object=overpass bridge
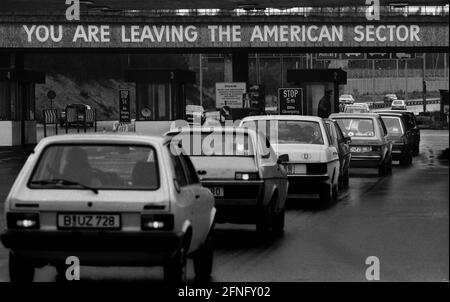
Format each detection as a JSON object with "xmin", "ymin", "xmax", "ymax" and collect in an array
[{"xmin": 0, "ymin": 0, "xmax": 449, "ymax": 145}]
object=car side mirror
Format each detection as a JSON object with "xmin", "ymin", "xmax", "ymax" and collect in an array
[
  {"xmin": 277, "ymin": 154, "xmax": 289, "ymax": 164},
  {"xmin": 173, "ymin": 179, "xmax": 181, "ymax": 193}
]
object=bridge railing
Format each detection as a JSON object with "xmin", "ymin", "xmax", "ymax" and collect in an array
[{"xmin": 2, "ymin": 5, "xmax": 448, "ymax": 18}]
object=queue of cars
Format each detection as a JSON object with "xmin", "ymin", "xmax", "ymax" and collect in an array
[{"xmin": 1, "ymin": 103, "xmax": 420, "ymax": 282}]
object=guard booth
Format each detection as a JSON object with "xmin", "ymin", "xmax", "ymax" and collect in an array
[
  {"xmin": 287, "ymin": 69, "xmax": 347, "ymax": 117},
  {"xmin": 125, "ymin": 69, "xmax": 196, "ymax": 134},
  {"xmin": 0, "ymin": 55, "xmax": 45, "ymax": 146}
]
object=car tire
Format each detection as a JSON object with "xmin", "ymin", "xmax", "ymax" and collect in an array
[
  {"xmin": 400, "ymin": 153, "xmax": 413, "ymax": 166},
  {"xmin": 256, "ymin": 205, "xmax": 272, "ymax": 235},
  {"xmin": 193, "ymin": 228, "xmax": 214, "ymax": 282},
  {"xmin": 319, "ymin": 183, "xmax": 333, "ymax": 204},
  {"xmin": 271, "ymin": 207, "xmax": 285, "ymax": 236},
  {"xmin": 378, "ymin": 161, "xmax": 387, "ymax": 176},
  {"xmin": 164, "ymin": 242, "xmax": 188, "ymax": 283},
  {"xmin": 9, "ymin": 251, "xmax": 34, "ymax": 282},
  {"xmin": 413, "ymin": 145, "xmax": 420, "ymax": 156},
  {"xmin": 343, "ymin": 169, "xmax": 350, "ymax": 188}
]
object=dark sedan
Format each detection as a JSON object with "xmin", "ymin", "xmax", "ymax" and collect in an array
[
  {"xmin": 374, "ymin": 110, "xmax": 420, "ymax": 156},
  {"xmin": 377, "ymin": 112, "xmax": 415, "ymax": 165},
  {"xmin": 329, "ymin": 113, "xmax": 393, "ymax": 176}
]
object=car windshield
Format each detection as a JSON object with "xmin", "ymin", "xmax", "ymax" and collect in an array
[
  {"xmin": 241, "ymin": 120, "xmax": 324, "ymax": 145},
  {"xmin": 381, "ymin": 116, "xmax": 404, "ymax": 134},
  {"xmin": 334, "ymin": 118, "xmax": 376, "ymax": 137},
  {"xmin": 29, "ymin": 144, "xmax": 159, "ymax": 190},
  {"xmin": 173, "ymin": 132, "xmax": 254, "ymax": 156},
  {"xmin": 344, "ymin": 106, "xmax": 368, "ymax": 113}
]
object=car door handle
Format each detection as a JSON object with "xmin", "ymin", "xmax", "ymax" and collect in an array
[{"xmin": 195, "ymin": 195, "xmax": 200, "ymax": 199}]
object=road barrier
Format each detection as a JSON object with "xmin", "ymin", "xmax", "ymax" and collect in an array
[{"xmin": 43, "ymin": 109, "xmax": 58, "ymax": 137}]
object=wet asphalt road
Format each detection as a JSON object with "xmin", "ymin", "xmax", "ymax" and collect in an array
[{"xmin": 0, "ymin": 130, "xmax": 448, "ymax": 282}]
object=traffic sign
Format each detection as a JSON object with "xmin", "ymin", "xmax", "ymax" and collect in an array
[
  {"xmin": 393, "ymin": 52, "xmax": 416, "ymax": 59},
  {"xmin": 316, "ymin": 53, "xmax": 340, "ymax": 60},
  {"xmin": 278, "ymin": 88, "xmax": 303, "ymax": 115},
  {"xmin": 119, "ymin": 89, "xmax": 131, "ymax": 123},
  {"xmin": 367, "ymin": 53, "xmax": 390, "ymax": 59},
  {"xmin": 342, "ymin": 53, "xmax": 366, "ymax": 60}
]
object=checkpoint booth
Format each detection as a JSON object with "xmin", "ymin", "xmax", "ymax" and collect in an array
[
  {"xmin": 287, "ymin": 69, "xmax": 347, "ymax": 117},
  {"xmin": 0, "ymin": 65, "xmax": 45, "ymax": 146},
  {"xmin": 125, "ymin": 69, "xmax": 196, "ymax": 134}
]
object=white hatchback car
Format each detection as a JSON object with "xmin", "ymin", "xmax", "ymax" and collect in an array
[
  {"xmin": 240, "ymin": 115, "xmax": 341, "ymax": 203},
  {"xmin": 1, "ymin": 134, "xmax": 216, "ymax": 282}
]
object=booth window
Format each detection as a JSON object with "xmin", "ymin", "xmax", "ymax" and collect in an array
[
  {"xmin": 136, "ymin": 83, "xmax": 172, "ymax": 121},
  {"xmin": 0, "ymin": 82, "xmax": 12, "ymax": 120}
]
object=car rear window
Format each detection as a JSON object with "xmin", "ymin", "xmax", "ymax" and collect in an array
[
  {"xmin": 29, "ymin": 144, "xmax": 159, "ymax": 190},
  {"xmin": 173, "ymin": 132, "xmax": 255, "ymax": 156},
  {"xmin": 392, "ymin": 100, "xmax": 403, "ymax": 105},
  {"xmin": 241, "ymin": 120, "xmax": 324, "ymax": 145},
  {"xmin": 381, "ymin": 116, "xmax": 404, "ymax": 134},
  {"xmin": 334, "ymin": 118, "xmax": 376, "ymax": 137}
]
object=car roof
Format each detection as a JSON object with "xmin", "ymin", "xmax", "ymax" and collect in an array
[
  {"xmin": 330, "ymin": 113, "xmax": 380, "ymax": 119},
  {"xmin": 377, "ymin": 112, "xmax": 404, "ymax": 118},
  {"xmin": 241, "ymin": 115, "xmax": 323, "ymax": 123},
  {"xmin": 374, "ymin": 109, "xmax": 414, "ymax": 115},
  {"xmin": 166, "ymin": 126, "xmax": 258, "ymax": 136},
  {"xmin": 36, "ymin": 133, "xmax": 170, "ymax": 149}
]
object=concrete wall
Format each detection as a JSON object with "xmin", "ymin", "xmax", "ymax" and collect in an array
[{"xmin": 344, "ymin": 77, "xmax": 449, "ymax": 94}]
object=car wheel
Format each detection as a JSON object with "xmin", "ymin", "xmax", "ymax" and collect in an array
[
  {"xmin": 387, "ymin": 157, "xmax": 393, "ymax": 174},
  {"xmin": 164, "ymin": 245, "xmax": 187, "ymax": 283},
  {"xmin": 271, "ymin": 207, "xmax": 285, "ymax": 236},
  {"xmin": 400, "ymin": 153, "xmax": 413, "ymax": 166},
  {"xmin": 193, "ymin": 228, "xmax": 214, "ymax": 282},
  {"xmin": 9, "ymin": 251, "xmax": 34, "ymax": 282},
  {"xmin": 413, "ymin": 145, "xmax": 420, "ymax": 156},
  {"xmin": 319, "ymin": 183, "xmax": 333, "ymax": 203},
  {"xmin": 256, "ymin": 205, "xmax": 272, "ymax": 235},
  {"xmin": 343, "ymin": 169, "xmax": 350, "ymax": 188},
  {"xmin": 378, "ymin": 161, "xmax": 387, "ymax": 176}
]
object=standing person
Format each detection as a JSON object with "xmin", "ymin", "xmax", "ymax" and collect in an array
[{"xmin": 318, "ymin": 89, "xmax": 333, "ymax": 118}]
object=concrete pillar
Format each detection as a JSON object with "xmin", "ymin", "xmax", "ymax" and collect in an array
[{"xmin": 231, "ymin": 52, "xmax": 249, "ymax": 83}]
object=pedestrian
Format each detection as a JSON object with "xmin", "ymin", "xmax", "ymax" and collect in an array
[{"xmin": 318, "ymin": 89, "xmax": 333, "ymax": 118}]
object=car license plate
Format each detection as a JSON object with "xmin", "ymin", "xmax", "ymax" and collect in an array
[
  {"xmin": 284, "ymin": 164, "xmax": 306, "ymax": 174},
  {"xmin": 58, "ymin": 214, "xmax": 121, "ymax": 229},
  {"xmin": 209, "ymin": 187, "xmax": 224, "ymax": 197},
  {"xmin": 351, "ymin": 146, "xmax": 370, "ymax": 153}
]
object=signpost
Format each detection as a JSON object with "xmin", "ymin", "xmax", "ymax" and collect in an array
[
  {"xmin": 47, "ymin": 90, "xmax": 56, "ymax": 109},
  {"xmin": 215, "ymin": 82, "xmax": 246, "ymax": 109},
  {"xmin": 278, "ymin": 88, "xmax": 303, "ymax": 115},
  {"xmin": 119, "ymin": 89, "xmax": 131, "ymax": 123}
]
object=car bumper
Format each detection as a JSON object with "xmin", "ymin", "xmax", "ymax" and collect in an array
[
  {"xmin": 201, "ymin": 180, "xmax": 264, "ymax": 224},
  {"xmin": 349, "ymin": 153, "xmax": 383, "ymax": 168},
  {"xmin": 0, "ymin": 230, "xmax": 184, "ymax": 266},
  {"xmin": 287, "ymin": 174, "xmax": 330, "ymax": 196},
  {"xmin": 392, "ymin": 144, "xmax": 408, "ymax": 160}
]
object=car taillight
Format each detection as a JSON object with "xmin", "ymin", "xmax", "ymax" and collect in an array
[
  {"xmin": 307, "ymin": 163, "xmax": 327, "ymax": 174},
  {"xmin": 141, "ymin": 214, "xmax": 174, "ymax": 231},
  {"xmin": 7, "ymin": 213, "xmax": 39, "ymax": 229},
  {"xmin": 235, "ymin": 172, "xmax": 259, "ymax": 180}
]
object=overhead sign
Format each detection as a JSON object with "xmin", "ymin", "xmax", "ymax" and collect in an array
[
  {"xmin": 278, "ymin": 88, "xmax": 303, "ymax": 115},
  {"xmin": 0, "ymin": 23, "xmax": 447, "ymax": 48},
  {"xmin": 215, "ymin": 82, "xmax": 246, "ymax": 109},
  {"xmin": 393, "ymin": 52, "xmax": 416, "ymax": 59},
  {"xmin": 316, "ymin": 53, "xmax": 340, "ymax": 60},
  {"xmin": 367, "ymin": 52, "xmax": 390, "ymax": 59},
  {"xmin": 342, "ymin": 53, "xmax": 366, "ymax": 60},
  {"xmin": 119, "ymin": 89, "xmax": 131, "ymax": 123}
]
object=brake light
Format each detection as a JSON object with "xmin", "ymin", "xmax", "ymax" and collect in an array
[
  {"xmin": 141, "ymin": 214, "xmax": 174, "ymax": 231},
  {"xmin": 7, "ymin": 213, "xmax": 39, "ymax": 229},
  {"xmin": 235, "ymin": 172, "xmax": 259, "ymax": 180}
]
